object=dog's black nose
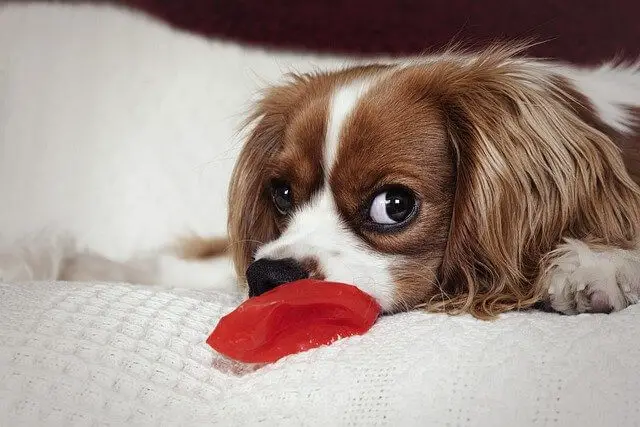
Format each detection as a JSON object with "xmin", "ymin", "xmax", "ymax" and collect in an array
[{"xmin": 246, "ymin": 258, "xmax": 308, "ymax": 297}]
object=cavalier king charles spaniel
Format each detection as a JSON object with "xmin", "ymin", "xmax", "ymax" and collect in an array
[{"xmin": 227, "ymin": 45, "xmax": 640, "ymax": 318}]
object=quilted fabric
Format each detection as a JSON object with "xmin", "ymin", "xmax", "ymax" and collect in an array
[{"xmin": 1, "ymin": 281, "xmax": 639, "ymax": 426}]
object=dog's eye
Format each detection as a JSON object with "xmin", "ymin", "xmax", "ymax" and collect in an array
[
  {"xmin": 368, "ymin": 187, "xmax": 416, "ymax": 226},
  {"xmin": 271, "ymin": 181, "xmax": 293, "ymax": 215}
]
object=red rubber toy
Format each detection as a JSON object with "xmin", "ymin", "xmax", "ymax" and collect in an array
[{"xmin": 207, "ymin": 279, "xmax": 381, "ymax": 363}]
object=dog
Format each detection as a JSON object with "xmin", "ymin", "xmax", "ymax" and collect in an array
[
  {"xmin": 227, "ymin": 44, "xmax": 640, "ymax": 318},
  {"xmin": 4, "ymin": 44, "xmax": 640, "ymax": 318}
]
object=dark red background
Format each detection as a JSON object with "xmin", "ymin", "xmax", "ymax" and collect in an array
[{"xmin": 114, "ymin": 0, "xmax": 637, "ymax": 64}]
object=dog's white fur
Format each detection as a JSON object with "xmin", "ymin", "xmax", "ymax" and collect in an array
[
  {"xmin": 0, "ymin": 233, "xmax": 235, "ymax": 290},
  {"xmin": 547, "ymin": 240, "xmax": 640, "ymax": 313}
]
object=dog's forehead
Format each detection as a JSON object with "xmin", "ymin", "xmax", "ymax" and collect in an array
[
  {"xmin": 275, "ymin": 71, "xmax": 381, "ymax": 193},
  {"xmin": 277, "ymin": 69, "xmax": 382, "ymax": 164},
  {"xmin": 276, "ymin": 67, "xmax": 450, "ymax": 207},
  {"xmin": 327, "ymin": 72, "xmax": 451, "ymax": 207}
]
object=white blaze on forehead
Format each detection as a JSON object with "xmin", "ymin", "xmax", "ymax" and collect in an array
[{"xmin": 324, "ymin": 78, "xmax": 377, "ymax": 173}]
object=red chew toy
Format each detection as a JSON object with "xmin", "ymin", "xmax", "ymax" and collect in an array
[{"xmin": 207, "ymin": 279, "xmax": 381, "ymax": 363}]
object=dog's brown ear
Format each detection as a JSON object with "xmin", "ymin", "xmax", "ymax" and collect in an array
[
  {"xmin": 227, "ymin": 115, "xmax": 280, "ymax": 283},
  {"xmin": 423, "ymin": 46, "xmax": 640, "ymax": 318}
]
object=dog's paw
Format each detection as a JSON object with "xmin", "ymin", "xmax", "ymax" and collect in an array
[{"xmin": 545, "ymin": 239, "xmax": 640, "ymax": 314}]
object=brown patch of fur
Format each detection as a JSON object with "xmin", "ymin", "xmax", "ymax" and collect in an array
[
  {"xmin": 300, "ymin": 257, "xmax": 326, "ymax": 280},
  {"xmin": 178, "ymin": 236, "xmax": 229, "ymax": 259},
  {"xmin": 391, "ymin": 258, "xmax": 442, "ymax": 312}
]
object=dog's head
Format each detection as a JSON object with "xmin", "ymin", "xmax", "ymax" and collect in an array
[{"xmin": 228, "ymin": 46, "xmax": 640, "ymax": 317}]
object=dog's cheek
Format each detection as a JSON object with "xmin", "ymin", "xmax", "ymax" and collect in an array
[{"xmin": 389, "ymin": 256, "xmax": 443, "ymax": 313}]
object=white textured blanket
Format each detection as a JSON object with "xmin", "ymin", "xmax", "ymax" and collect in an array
[{"xmin": 1, "ymin": 281, "xmax": 638, "ymax": 426}]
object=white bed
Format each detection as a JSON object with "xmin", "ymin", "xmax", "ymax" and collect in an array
[
  {"xmin": 1, "ymin": 3, "xmax": 639, "ymax": 426},
  {"xmin": 1, "ymin": 281, "xmax": 639, "ymax": 426}
]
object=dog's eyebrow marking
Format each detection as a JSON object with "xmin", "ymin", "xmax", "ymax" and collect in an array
[{"xmin": 324, "ymin": 78, "xmax": 377, "ymax": 176}]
